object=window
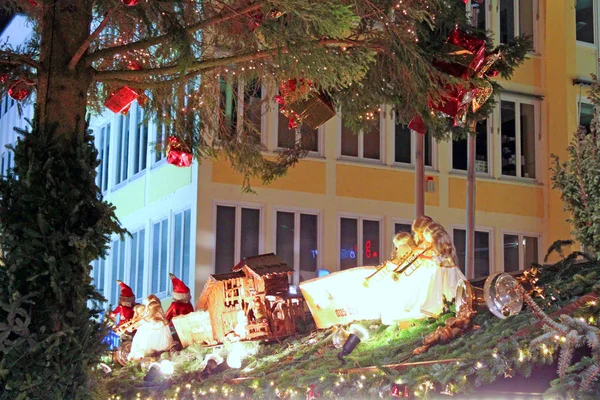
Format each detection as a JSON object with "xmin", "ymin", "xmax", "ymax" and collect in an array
[
  {"xmin": 504, "ymin": 233, "xmax": 539, "ymax": 272},
  {"xmin": 576, "ymin": 0, "xmax": 595, "ymax": 44},
  {"xmin": 172, "ymin": 209, "xmax": 192, "ymax": 287},
  {"xmin": 499, "ymin": 0, "xmax": 535, "ymax": 48},
  {"xmin": 579, "ymin": 102, "xmax": 594, "ymax": 134},
  {"xmin": 96, "ymin": 124, "xmax": 110, "ymax": 192},
  {"xmin": 92, "ymin": 258, "xmax": 106, "ymax": 295},
  {"xmin": 278, "ymin": 120, "xmax": 319, "ymax": 153},
  {"xmin": 339, "ymin": 216, "xmax": 381, "ymax": 270},
  {"xmin": 214, "ymin": 205, "xmax": 261, "ymax": 275},
  {"xmin": 132, "ymin": 107, "xmax": 148, "ymax": 175},
  {"xmin": 115, "ymin": 114, "xmax": 130, "ymax": 185},
  {"xmin": 151, "ymin": 219, "xmax": 169, "ymax": 295},
  {"xmin": 453, "ymin": 229, "xmax": 491, "ymax": 278},
  {"xmin": 500, "ymin": 98, "xmax": 538, "ymax": 179},
  {"xmin": 394, "ymin": 223, "xmax": 412, "ymax": 234},
  {"xmin": 155, "ymin": 123, "xmax": 166, "ymax": 163},
  {"xmin": 467, "ymin": 0, "xmax": 487, "ymax": 30},
  {"xmin": 275, "ymin": 210, "xmax": 319, "ymax": 284},
  {"xmin": 219, "ymin": 77, "xmax": 263, "ymax": 138},
  {"xmin": 393, "ymin": 122, "xmax": 434, "ymax": 167},
  {"xmin": 452, "ymin": 118, "xmax": 490, "ymax": 173},
  {"xmin": 110, "ymin": 239, "xmax": 126, "ymax": 305},
  {"xmin": 129, "ymin": 229, "xmax": 145, "ymax": 300},
  {"xmin": 341, "ymin": 112, "xmax": 382, "ymax": 161},
  {"xmin": 0, "ymin": 151, "xmax": 12, "ymax": 176}
]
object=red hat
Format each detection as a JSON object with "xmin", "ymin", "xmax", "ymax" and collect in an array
[
  {"xmin": 117, "ymin": 280, "xmax": 135, "ymax": 306},
  {"xmin": 170, "ymin": 273, "xmax": 191, "ymax": 302}
]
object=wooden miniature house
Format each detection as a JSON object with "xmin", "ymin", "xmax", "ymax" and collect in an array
[{"xmin": 197, "ymin": 253, "xmax": 305, "ymax": 343}]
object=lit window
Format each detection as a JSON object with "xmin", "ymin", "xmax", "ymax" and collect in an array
[
  {"xmin": 341, "ymin": 112, "xmax": 382, "ymax": 161},
  {"xmin": 276, "ymin": 210, "xmax": 319, "ymax": 284},
  {"xmin": 500, "ymin": 97, "xmax": 538, "ymax": 179},
  {"xmin": 110, "ymin": 239, "xmax": 126, "ymax": 306},
  {"xmin": 128, "ymin": 229, "xmax": 145, "ymax": 300},
  {"xmin": 452, "ymin": 118, "xmax": 490, "ymax": 174},
  {"xmin": 499, "ymin": 0, "xmax": 535, "ymax": 49},
  {"xmin": 576, "ymin": 0, "xmax": 595, "ymax": 44},
  {"xmin": 172, "ymin": 209, "xmax": 192, "ymax": 288},
  {"xmin": 453, "ymin": 229, "xmax": 491, "ymax": 278},
  {"xmin": 504, "ymin": 233, "xmax": 539, "ymax": 272},
  {"xmin": 339, "ymin": 216, "xmax": 381, "ymax": 270},
  {"xmin": 579, "ymin": 102, "xmax": 594, "ymax": 134},
  {"xmin": 215, "ymin": 205, "xmax": 261, "ymax": 275},
  {"xmin": 151, "ymin": 219, "xmax": 169, "ymax": 295}
]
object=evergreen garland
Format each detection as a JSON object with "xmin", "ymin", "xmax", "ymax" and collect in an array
[{"xmin": 0, "ymin": 121, "xmax": 125, "ymax": 399}]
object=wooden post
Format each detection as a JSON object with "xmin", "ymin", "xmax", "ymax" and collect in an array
[
  {"xmin": 466, "ymin": 123, "xmax": 477, "ymax": 279},
  {"xmin": 415, "ymin": 133, "xmax": 425, "ymax": 218}
]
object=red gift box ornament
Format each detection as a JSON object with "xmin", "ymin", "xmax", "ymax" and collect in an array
[
  {"xmin": 275, "ymin": 78, "xmax": 335, "ymax": 130},
  {"xmin": 166, "ymin": 136, "xmax": 193, "ymax": 168},
  {"xmin": 121, "ymin": 0, "xmax": 140, "ymax": 6},
  {"xmin": 104, "ymin": 86, "xmax": 139, "ymax": 114},
  {"xmin": 8, "ymin": 80, "xmax": 31, "ymax": 101}
]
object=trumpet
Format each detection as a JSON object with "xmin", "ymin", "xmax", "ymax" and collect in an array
[
  {"xmin": 112, "ymin": 304, "xmax": 147, "ymax": 336},
  {"xmin": 393, "ymin": 246, "xmax": 430, "ymax": 278},
  {"xmin": 363, "ymin": 246, "xmax": 429, "ymax": 287}
]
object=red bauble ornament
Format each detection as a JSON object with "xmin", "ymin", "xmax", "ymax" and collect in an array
[
  {"xmin": 390, "ymin": 384, "xmax": 402, "ymax": 397},
  {"xmin": 121, "ymin": 0, "xmax": 140, "ymax": 6},
  {"xmin": 166, "ymin": 136, "xmax": 193, "ymax": 168},
  {"xmin": 8, "ymin": 80, "xmax": 31, "ymax": 101},
  {"xmin": 104, "ymin": 86, "xmax": 139, "ymax": 114}
]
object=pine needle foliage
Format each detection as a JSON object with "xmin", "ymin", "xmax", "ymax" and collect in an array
[{"xmin": 0, "ymin": 121, "xmax": 126, "ymax": 399}]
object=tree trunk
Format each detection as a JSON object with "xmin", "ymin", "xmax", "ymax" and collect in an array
[
  {"xmin": 37, "ymin": 0, "xmax": 93, "ymax": 136},
  {"xmin": 466, "ymin": 126, "xmax": 476, "ymax": 279},
  {"xmin": 415, "ymin": 132, "xmax": 425, "ymax": 218}
]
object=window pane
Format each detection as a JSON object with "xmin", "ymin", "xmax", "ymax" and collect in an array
[
  {"xmin": 501, "ymin": 101, "xmax": 517, "ymax": 176},
  {"xmin": 580, "ymin": 103, "xmax": 594, "ymax": 133},
  {"xmin": 115, "ymin": 118, "xmax": 122, "ymax": 184},
  {"xmin": 425, "ymin": 132, "xmax": 433, "ymax": 166},
  {"xmin": 133, "ymin": 109, "xmax": 141, "ymax": 175},
  {"xmin": 519, "ymin": 0, "xmax": 534, "ymax": 40},
  {"xmin": 245, "ymin": 79, "xmax": 262, "ymax": 133},
  {"xmin": 182, "ymin": 209, "xmax": 191, "ymax": 282},
  {"xmin": 99, "ymin": 259, "xmax": 105, "ymax": 293},
  {"xmin": 474, "ymin": 231, "xmax": 490, "ymax": 278},
  {"xmin": 504, "ymin": 234, "xmax": 520, "ymax": 272},
  {"xmin": 470, "ymin": 0, "xmax": 486, "ymax": 30},
  {"xmin": 152, "ymin": 223, "xmax": 160, "ymax": 292},
  {"xmin": 475, "ymin": 119, "xmax": 489, "ymax": 173},
  {"xmin": 394, "ymin": 123, "xmax": 411, "ymax": 163},
  {"xmin": 122, "ymin": 113, "xmax": 130, "ymax": 181},
  {"xmin": 276, "ymin": 211, "xmax": 295, "ymax": 272},
  {"xmin": 523, "ymin": 236, "xmax": 538, "ymax": 269},
  {"xmin": 219, "ymin": 77, "xmax": 237, "ymax": 135},
  {"xmin": 454, "ymin": 229, "xmax": 467, "ymax": 275},
  {"xmin": 520, "ymin": 103, "xmax": 536, "ymax": 178},
  {"xmin": 129, "ymin": 232, "xmax": 138, "ymax": 292},
  {"xmin": 173, "ymin": 212, "xmax": 183, "ymax": 277},
  {"xmin": 104, "ymin": 123, "xmax": 110, "ymax": 190},
  {"xmin": 362, "ymin": 220, "xmax": 380, "ymax": 266},
  {"xmin": 277, "ymin": 112, "xmax": 296, "ymax": 148},
  {"xmin": 141, "ymin": 119, "xmax": 148, "ymax": 172},
  {"xmin": 340, "ymin": 218, "xmax": 358, "ymax": 270},
  {"xmin": 499, "ymin": 0, "xmax": 515, "ymax": 44},
  {"xmin": 240, "ymin": 208, "xmax": 260, "ymax": 259},
  {"xmin": 215, "ymin": 206, "xmax": 235, "ymax": 274},
  {"xmin": 452, "ymin": 135, "xmax": 467, "ymax": 171},
  {"xmin": 300, "ymin": 124, "xmax": 319, "ymax": 152},
  {"xmin": 97, "ymin": 127, "xmax": 104, "ymax": 189},
  {"xmin": 111, "ymin": 240, "xmax": 119, "ymax": 305},
  {"xmin": 394, "ymin": 223, "xmax": 412, "ymax": 234},
  {"xmin": 137, "ymin": 230, "xmax": 145, "ymax": 297},
  {"xmin": 341, "ymin": 120, "xmax": 358, "ymax": 157},
  {"xmin": 118, "ymin": 240, "xmax": 125, "ymax": 283},
  {"xmin": 363, "ymin": 117, "xmax": 380, "ymax": 160},
  {"xmin": 576, "ymin": 0, "xmax": 594, "ymax": 43},
  {"xmin": 299, "ymin": 214, "xmax": 318, "ymax": 277},
  {"xmin": 160, "ymin": 220, "xmax": 168, "ymax": 293}
]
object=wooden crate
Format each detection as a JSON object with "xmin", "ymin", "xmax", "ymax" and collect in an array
[{"xmin": 172, "ymin": 310, "xmax": 215, "ymax": 347}]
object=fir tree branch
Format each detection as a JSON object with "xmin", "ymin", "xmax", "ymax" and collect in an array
[
  {"xmin": 84, "ymin": 1, "xmax": 266, "ymax": 66},
  {"xmin": 0, "ymin": 50, "xmax": 41, "ymax": 71},
  {"xmin": 92, "ymin": 39, "xmax": 368, "ymax": 82},
  {"xmin": 581, "ymin": 363, "xmax": 600, "ymax": 391},
  {"xmin": 68, "ymin": 10, "xmax": 113, "ymax": 71}
]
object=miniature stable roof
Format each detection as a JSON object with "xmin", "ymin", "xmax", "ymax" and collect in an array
[{"xmin": 196, "ymin": 253, "xmax": 293, "ymax": 310}]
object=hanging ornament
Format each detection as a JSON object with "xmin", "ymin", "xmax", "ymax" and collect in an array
[
  {"xmin": 390, "ymin": 383, "xmax": 402, "ymax": 398},
  {"xmin": 8, "ymin": 80, "xmax": 31, "ymax": 101},
  {"xmin": 306, "ymin": 384, "xmax": 320, "ymax": 400},
  {"xmin": 275, "ymin": 79, "xmax": 335, "ymax": 130},
  {"xmin": 104, "ymin": 86, "xmax": 139, "ymax": 114},
  {"xmin": 121, "ymin": 0, "xmax": 140, "ymax": 6},
  {"xmin": 166, "ymin": 136, "xmax": 193, "ymax": 168}
]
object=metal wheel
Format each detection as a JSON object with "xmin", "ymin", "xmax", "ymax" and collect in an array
[{"xmin": 113, "ymin": 338, "xmax": 132, "ymax": 366}]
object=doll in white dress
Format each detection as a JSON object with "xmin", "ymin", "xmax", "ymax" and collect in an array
[{"xmin": 128, "ymin": 294, "xmax": 174, "ymax": 360}]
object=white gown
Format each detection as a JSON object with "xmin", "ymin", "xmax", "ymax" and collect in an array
[{"xmin": 128, "ymin": 319, "xmax": 174, "ymax": 360}]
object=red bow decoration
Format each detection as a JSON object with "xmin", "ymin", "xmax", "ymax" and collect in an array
[{"xmin": 166, "ymin": 136, "xmax": 193, "ymax": 168}]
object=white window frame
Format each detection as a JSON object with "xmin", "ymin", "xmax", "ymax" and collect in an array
[
  {"xmin": 272, "ymin": 206, "xmax": 322, "ymax": 286},
  {"xmin": 339, "ymin": 108, "xmax": 386, "ymax": 163},
  {"xmin": 501, "ymin": 230, "xmax": 542, "ymax": 272},
  {"xmin": 499, "ymin": 94, "xmax": 540, "ymax": 181},
  {"xmin": 337, "ymin": 213, "xmax": 384, "ymax": 270},
  {"xmin": 450, "ymin": 117, "xmax": 492, "ymax": 176},
  {"xmin": 170, "ymin": 208, "xmax": 193, "ymax": 293},
  {"xmin": 497, "ymin": 0, "xmax": 539, "ymax": 52},
  {"xmin": 575, "ymin": 0, "xmax": 597, "ymax": 47},
  {"xmin": 451, "ymin": 225, "xmax": 494, "ymax": 279},
  {"xmin": 390, "ymin": 113, "xmax": 437, "ymax": 169},
  {"xmin": 127, "ymin": 227, "xmax": 146, "ymax": 301},
  {"xmin": 212, "ymin": 201, "xmax": 264, "ymax": 274},
  {"xmin": 150, "ymin": 217, "xmax": 170, "ymax": 298}
]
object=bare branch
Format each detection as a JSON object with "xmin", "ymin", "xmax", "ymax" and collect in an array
[
  {"xmin": 68, "ymin": 11, "xmax": 113, "ymax": 71},
  {"xmin": 0, "ymin": 50, "xmax": 42, "ymax": 71},
  {"xmin": 92, "ymin": 39, "xmax": 370, "ymax": 82},
  {"xmin": 85, "ymin": 2, "xmax": 265, "ymax": 65}
]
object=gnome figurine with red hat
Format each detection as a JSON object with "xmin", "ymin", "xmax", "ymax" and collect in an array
[
  {"xmin": 165, "ymin": 273, "xmax": 194, "ymax": 322},
  {"xmin": 109, "ymin": 280, "xmax": 136, "ymax": 326}
]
